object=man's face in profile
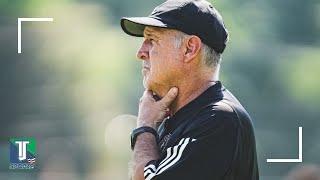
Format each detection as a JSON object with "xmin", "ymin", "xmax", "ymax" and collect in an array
[{"xmin": 136, "ymin": 26, "xmax": 184, "ymax": 96}]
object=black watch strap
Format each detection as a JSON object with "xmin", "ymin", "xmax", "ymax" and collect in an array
[{"xmin": 131, "ymin": 126, "xmax": 159, "ymax": 150}]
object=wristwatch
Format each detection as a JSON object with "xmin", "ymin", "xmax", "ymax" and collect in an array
[{"xmin": 131, "ymin": 126, "xmax": 159, "ymax": 150}]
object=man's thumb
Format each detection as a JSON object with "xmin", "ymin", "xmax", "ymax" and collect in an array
[{"xmin": 160, "ymin": 87, "xmax": 178, "ymax": 107}]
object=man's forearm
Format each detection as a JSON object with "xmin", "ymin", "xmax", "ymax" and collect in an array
[
  {"xmin": 132, "ymin": 132, "xmax": 160, "ymax": 180},
  {"xmin": 131, "ymin": 88, "xmax": 178, "ymax": 179}
]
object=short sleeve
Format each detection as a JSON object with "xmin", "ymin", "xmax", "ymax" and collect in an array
[{"xmin": 143, "ymin": 114, "xmax": 240, "ymax": 180}]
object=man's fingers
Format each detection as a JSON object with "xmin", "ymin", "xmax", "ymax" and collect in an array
[
  {"xmin": 159, "ymin": 87, "xmax": 178, "ymax": 108},
  {"xmin": 140, "ymin": 89, "xmax": 154, "ymax": 103},
  {"xmin": 142, "ymin": 89, "xmax": 153, "ymax": 96}
]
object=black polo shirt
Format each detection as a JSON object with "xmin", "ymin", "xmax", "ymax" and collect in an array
[{"xmin": 143, "ymin": 81, "xmax": 259, "ymax": 180}]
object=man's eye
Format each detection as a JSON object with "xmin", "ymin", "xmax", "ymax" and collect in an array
[{"xmin": 145, "ymin": 38, "xmax": 156, "ymax": 44}]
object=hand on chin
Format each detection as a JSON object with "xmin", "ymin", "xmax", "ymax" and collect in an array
[{"xmin": 143, "ymin": 78, "xmax": 158, "ymax": 96}]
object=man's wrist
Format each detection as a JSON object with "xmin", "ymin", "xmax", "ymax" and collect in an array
[
  {"xmin": 137, "ymin": 120, "xmax": 157, "ymax": 129},
  {"xmin": 131, "ymin": 126, "xmax": 159, "ymax": 150}
]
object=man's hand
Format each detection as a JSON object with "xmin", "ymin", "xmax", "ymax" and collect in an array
[
  {"xmin": 137, "ymin": 87, "xmax": 178, "ymax": 129},
  {"xmin": 132, "ymin": 88, "xmax": 178, "ymax": 180}
]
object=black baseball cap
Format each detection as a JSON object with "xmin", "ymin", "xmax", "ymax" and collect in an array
[{"xmin": 120, "ymin": 0, "xmax": 228, "ymax": 54}]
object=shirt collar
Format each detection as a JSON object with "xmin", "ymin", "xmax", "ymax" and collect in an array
[{"xmin": 165, "ymin": 81, "xmax": 224, "ymax": 131}]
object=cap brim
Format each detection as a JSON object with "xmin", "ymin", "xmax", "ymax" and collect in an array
[{"xmin": 120, "ymin": 17, "xmax": 169, "ymax": 37}]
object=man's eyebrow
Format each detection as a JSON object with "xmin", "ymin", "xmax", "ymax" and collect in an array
[
  {"xmin": 144, "ymin": 29, "xmax": 160, "ymax": 39},
  {"xmin": 144, "ymin": 32, "xmax": 155, "ymax": 38}
]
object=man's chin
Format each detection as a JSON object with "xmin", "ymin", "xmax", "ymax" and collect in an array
[
  {"xmin": 143, "ymin": 79, "xmax": 156, "ymax": 92},
  {"xmin": 143, "ymin": 78, "xmax": 152, "ymax": 90},
  {"xmin": 143, "ymin": 83, "xmax": 154, "ymax": 93},
  {"xmin": 142, "ymin": 77, "xmax": 165, "ymax": 97}
]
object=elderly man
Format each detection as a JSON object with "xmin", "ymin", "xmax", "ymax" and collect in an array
[{"xmin": 121, "ymin": 0, "xmax": 259, "ymax": 179}]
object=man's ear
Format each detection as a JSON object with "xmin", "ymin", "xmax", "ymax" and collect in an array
[{"xmin": 184, "ymin": 35, "xmax": 202, "ymax": 63}]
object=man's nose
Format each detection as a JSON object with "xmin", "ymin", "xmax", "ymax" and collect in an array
[{"xmin": 136, "ymin": 41, "xmax": 149, "ymax": 61}]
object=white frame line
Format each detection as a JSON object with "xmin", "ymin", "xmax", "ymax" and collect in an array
[
  {"xmin": 267, "ymin": 126, "xmax": 302, "ymax": 163},
  {"xmin": 18, "ymin": 18, "xmax": 54, "ymax": 54}
]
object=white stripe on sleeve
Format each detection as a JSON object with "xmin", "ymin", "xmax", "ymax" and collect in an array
[
  {"xmin": 155, "ymin": 138, "xmax": 191, "ymax": 175},
  {"xmin": 143, "ymin": 137, "xmax": 196, "ymax": 180}
]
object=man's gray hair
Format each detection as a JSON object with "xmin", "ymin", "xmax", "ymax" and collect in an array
[{"xmin": 173, "ymin": 31, "xmax": 221, "ymax": 67}]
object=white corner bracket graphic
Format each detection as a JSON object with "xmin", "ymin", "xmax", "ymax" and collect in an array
[
  {"xmin": 267, "ymin": 126, "xmax": 303, "ymax": 163},
  {"xmin": 18, "ymin": 18, "xmax": 54, "ymax": 54}
]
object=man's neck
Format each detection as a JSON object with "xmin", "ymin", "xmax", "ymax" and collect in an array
[{"xmin": 170, "ymin": 79, "xmax": 217, "ymax": 115}]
